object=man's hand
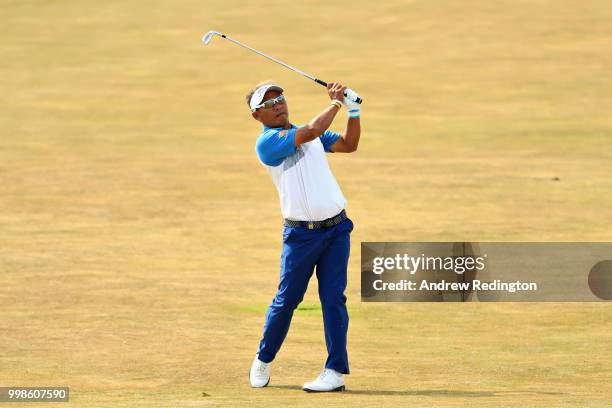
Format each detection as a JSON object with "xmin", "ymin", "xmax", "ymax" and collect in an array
[
  {"xmin": 327, "ymin": 82, "xmax": 347, "ymax": 102},
  {"xmin": 343, "ymin": 89, "xmax": 361, "ymax": 111}
]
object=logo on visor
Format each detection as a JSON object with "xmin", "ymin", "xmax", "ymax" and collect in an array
[{"xmin": 255, "ymin": 88, "xmax": 266, "ymax": 100}]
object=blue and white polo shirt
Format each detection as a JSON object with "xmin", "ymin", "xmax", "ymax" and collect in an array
[{"xmin": 255, "ymin": 124, "xmax": 346, "ymax": 222}]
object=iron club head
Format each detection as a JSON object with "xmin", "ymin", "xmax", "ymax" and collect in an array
[{"xmin": 202, "ymin": 30, "xmax": 221, "ymax": 45}]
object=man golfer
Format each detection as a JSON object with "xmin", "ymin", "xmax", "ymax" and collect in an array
[{"xmin": 247, "ymin": 81, "xmax": 361, "ymax": 392}]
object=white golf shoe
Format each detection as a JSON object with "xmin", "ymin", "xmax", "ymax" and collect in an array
[
  {"xmin": 249, "ymin": 354, "xmax": 271, "ymax": 388},
  {"xmin": 302, "ymin": 368, "xmax": 345, "ymax": 392}
]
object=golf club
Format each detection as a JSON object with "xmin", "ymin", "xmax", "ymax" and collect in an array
[{"xmin": 202, "ymin": 30, "xmax": 363, "ymax": 104}]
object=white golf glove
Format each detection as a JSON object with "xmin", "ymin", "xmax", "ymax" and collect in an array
[{"xmin": 343, "ymin": 88, "xmax": 361, "ymax": 118}]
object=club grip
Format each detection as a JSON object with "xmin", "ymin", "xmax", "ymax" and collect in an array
[{"xmin": 314, "ymin": 79, "xmax": 363, "ymax": 104}]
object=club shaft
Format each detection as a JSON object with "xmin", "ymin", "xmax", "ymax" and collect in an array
[
  {"xmin": 220, "ymin": 34, "xmax": 318, "ymax": 83},
  {"xmin": 207, "ymin": 31, "xmax": 362, "ymax": 104}
]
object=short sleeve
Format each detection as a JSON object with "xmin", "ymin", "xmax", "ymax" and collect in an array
[
  {"xmin": 255, "ymin": 128, "xmax": 297, "ymax": 166},
  {"xmin": 319, "ymin": 130, "xmax": 341, "ymax": 152}
]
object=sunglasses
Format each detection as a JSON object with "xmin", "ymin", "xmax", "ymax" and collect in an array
[{"xmin": 252, "ymin": 94, "xmax": 286, "ymax": 112}]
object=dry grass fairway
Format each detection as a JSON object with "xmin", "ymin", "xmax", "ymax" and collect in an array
[{"xmin": 1, "ymin": 0, "xmax": 611, "ymax": 407}]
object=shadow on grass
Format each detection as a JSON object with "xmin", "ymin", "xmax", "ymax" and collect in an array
[
  {"xmin": 268, "ymin": 385, "xmax": 564, "ymax": 397},
  {"xmin": 239, "ymin": 302, "xmax": 323, "ymax": 315}
]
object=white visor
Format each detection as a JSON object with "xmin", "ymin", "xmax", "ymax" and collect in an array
[{"xmin": 249, "ymin": 84, "xmax": 284, "ymax": 111}]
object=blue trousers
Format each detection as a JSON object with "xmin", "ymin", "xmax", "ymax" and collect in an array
[{"xmin": 257, "ymin": 217, "xmax": 353, "ymax": 374}]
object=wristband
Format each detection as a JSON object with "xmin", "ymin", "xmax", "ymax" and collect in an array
[
  {"xmin": 348, "ymin": 107, "xmax": 360, "ymax": 118},
  {"xmin": 330, "ymin": 100, "xmax": 343, "ymax": 109}
]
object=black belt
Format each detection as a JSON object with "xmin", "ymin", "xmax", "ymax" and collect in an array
[{"xmin": 284, "ymin": 210, "xmax": 347, "ymax": 230}]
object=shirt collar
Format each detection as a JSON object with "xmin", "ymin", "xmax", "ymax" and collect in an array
[{"xmin": 263, "ymin": 123, "xmax": 297, "ymax": 131}]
